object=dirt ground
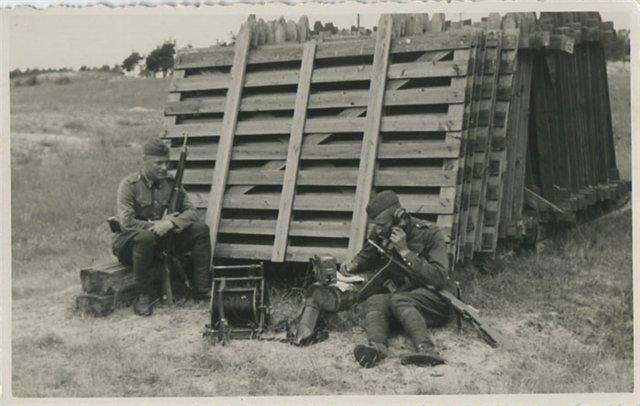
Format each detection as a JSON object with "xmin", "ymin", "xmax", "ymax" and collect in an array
[
  {"xmin": 9, "ymin": 289, "xmax": 536, "ymax": 395},
  {"xmin": 11, "ymin": 237, "xmax": 631, "ymax": 398}
]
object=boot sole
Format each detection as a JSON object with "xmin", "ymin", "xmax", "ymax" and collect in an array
[
  {"xmin": 354, "ymin": 345, "xmax": 380, "ymax": 368},
  {"xmin": 400, "ymin": 353, "xmax": 445, "ymax": 367}
]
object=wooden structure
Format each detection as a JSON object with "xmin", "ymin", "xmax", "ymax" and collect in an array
[
  {"xmin": 76, "ymin": 262, "xmax": 137, "ymax": 316},
  {"xmin": 162, "ymin": 12, "xmax": 624, "ymax": 266}
]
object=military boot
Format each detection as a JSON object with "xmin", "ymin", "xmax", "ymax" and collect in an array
[
  {"xmin": 400, "ymin": 343, "xmax": 445, "ymax": 367},
  {"xmin": 133, "ymin": 294, "xmax": 156, "ymax": 316},
  {"xmin": 353, "ymin": 341, "xmax": 388, "ymax": 368},
  {"xmin": 193, "ymin": 287, "xmax": 212, "ymax": 302}
]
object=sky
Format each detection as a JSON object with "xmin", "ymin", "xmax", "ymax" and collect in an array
[{"xmin": 4, "ymin": 4, "xmax": 632, "ymax": 71}]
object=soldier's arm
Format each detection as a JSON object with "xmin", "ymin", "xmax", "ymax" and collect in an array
[
  {"xmin": 117, "ymin": 180, "xmax": 152, "ymax": 230},
  {"xmin": 398, "ymin": 229, "xmax": 448, "ymax": 290},
  {"xmin": 346, "ymin": 229, "xmax": 380, "ymax": 273},
  {"xmin": 166, "ymin": 187, "xmax": 200, "ymax": 232}
]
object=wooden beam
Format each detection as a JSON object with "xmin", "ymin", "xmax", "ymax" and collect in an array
[
  {"xmin": 272, "ymin": 41, "xmax": 316, "ymax": 262},
  {"xmin": 190, "ymin": 191, "xmax": 454, "ymax": 214},
  {"xmin": 183, "ymin": 168, "xmax": 458, "ymax": 187},
  {"xmin": 216, "ymin": 243, "xmax": 349, "ymax": 263},
  {"xmin": 204, "ymin": 18, "xmax": 252, "ymax": 260},
  {"xmin": 524, "ymin": 187, "xmax": 565, "ymax": 213},
  {"xmin": 469, "ymin": 31, "xmax": 504, "ymax": 255},
  {"xmin": 166, "ymin": 86, "xmax": 465, "ymax": 115},
  {"xmin": 170, "ymin": 139, "xmax": 462, "ymax": 162},
  {"xmin": 165, "ymin": 114, "xmax": 458, "ymax": 138},
  {"xmin": 480, "ymin": 30, "xmax": 520, "ymax": 254},
  {"xmin": 510, "ymin": 52, "xmax": 534, "ymax": 226},
  {"xmin": 220, "ymin": 218, "xmax": 350, "ymax": 238},
  {"xmin": 348, "ymin": 14, "xmax": 393, "ymax": 258},
  {"xmin": 453, "ymin": 32, "xmax": 483, "ymax": 262},
  {"xmin": 171, "ymin": 60, "xmax": 471, "ymax": 92},
  {"xmin": 176, "ymin": 31, "xmax": 475, "ymax": 69}
]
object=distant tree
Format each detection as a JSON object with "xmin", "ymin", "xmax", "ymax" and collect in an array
[
  {"xmin": 121, "ymin": 51, "xmax": 143, "ymax": 72},
  {"xmin": 80, "ymin": 65, "xmax": 88, "ymax": 71},
  {"xmin": 10, "ymin": 69, "xmax": 21, "ymax": 78},
  {"xmin": 98, "ymin": 64, "xmax": 111, "ymax": 72},
  {"xmin": 25, "ymin": 75, "xmax": 39, "ymax": 86},
  {"xmin": 324, "ymin": 22, "xmax": 338, "ymax": 34},
  {"xmin": 313, "ymin": 20, "xmax": 323, "ymax": 35},
  {"xmin": 145, "ymin": 41, "xmax": 176, "ymax": 78}
]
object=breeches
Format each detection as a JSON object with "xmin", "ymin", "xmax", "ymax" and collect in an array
[
  {"xmin": 362, "ymin": 288, "xmax": 451, "ymax": 346},
  {"xmin": 112, "ymin": 221, "xmax": 211, "ymax": 295}
]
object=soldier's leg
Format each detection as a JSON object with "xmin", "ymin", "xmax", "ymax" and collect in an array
[
  {"xmin": 116, "ymin": 230, "xmax": 160, "ymax": 316},
  {"xmin": 390, "ymin": 288, "xmax": 450, "ymax": 366},
  {"xmin": 363, "ymin": 293, "xmax": 393, "ymax": 345},
  {"xmin": 354, "ymin": 293, "xmax": 392, "ymax": 368},
  {"xmin": 174, "ymin": 221, "xmax": 211, "ymax": 292},
  {"xmin": 119, "ymin": 230, "xmax": 159, "ymax": 297}
]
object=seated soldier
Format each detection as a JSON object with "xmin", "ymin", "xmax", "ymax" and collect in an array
[
  {"xmin": 111, "ymin": 138, "xmax": 211, "ymax": 316},
  {"xmin": 340, "ymin": 190, "xmax": 452, "ymax": 368}
]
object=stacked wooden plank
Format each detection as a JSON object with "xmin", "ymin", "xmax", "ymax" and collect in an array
[
  {"xmin": 514, "ymin": 12, "xmax": 623, "ymax": 228},
  {"xmin": 161, "ymin": 12, "xmax": 624, "ymax": 266},
  {"xmin": 164, "ymin": 14, "xmax": 486, "ymax": 264}
]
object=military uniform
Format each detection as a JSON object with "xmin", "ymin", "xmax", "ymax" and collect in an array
[
  {"xmin": 112, "ymin": 171, "xmax": 211, "ymax": 297},
  {"xmin": 350, "ymin": 215, "xmax": 452, "ymax": 354}
]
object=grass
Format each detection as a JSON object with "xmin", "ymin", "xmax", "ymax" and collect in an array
[
  {"xmin": 9, "ymin": 65, "xmax": 632, "ymax": 396},
  {"xmin": 458, "ymin": 207, "xmax": 633, "ymax": 393}
]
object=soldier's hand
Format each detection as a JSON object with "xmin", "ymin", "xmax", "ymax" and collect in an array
[
  {"xmin": 390, "ymin": 226, "xmax": 409, "ymax": 252},
  {"xmin": 339, "ymin": 261, "xmax": 352, "ymax": 275},
  {"xmin": 150, "ymin": 219, "xmax": 174, "ymax": 237}
]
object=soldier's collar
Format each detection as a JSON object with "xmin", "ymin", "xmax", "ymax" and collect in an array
[{"xmin": 140, "ymin": 170, "xmax": 163, "ymax": 189}]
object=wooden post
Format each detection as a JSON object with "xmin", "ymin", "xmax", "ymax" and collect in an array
[
  {"xmin": 272, "ymin": 41, "xmax": 316, "ymax": 262},
  {"xmin": 475, "ymin": 29, "xmax": 507, "ymax": 253},
  {"xmin": 454, "ymin": 31, "xmax": 485, "ymax": 261},
  {"xmin": 347, "ymin": 14, "xmax": 393, "ymax": 258},
  {"xmin": 205, "ymin": 17, "xmax": 253, "ymax": 260}
]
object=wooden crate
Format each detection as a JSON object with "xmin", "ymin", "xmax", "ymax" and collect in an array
[{"xmin": 76, "ymin": 261, "xmax": 137, "ymax": 316}]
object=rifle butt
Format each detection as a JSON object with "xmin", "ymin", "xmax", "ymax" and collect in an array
[{"xmin": 162, "ymin": 260, "xmax": 174, "ymax": 305}]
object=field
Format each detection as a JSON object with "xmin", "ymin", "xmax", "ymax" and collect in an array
[{"xmin": 9, "ymin": 64, "xmax": 633, "ymax": 397}]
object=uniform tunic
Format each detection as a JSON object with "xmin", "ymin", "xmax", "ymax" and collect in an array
[{"xmin": 112, "ymin": 171, "xmax": 210, "ymax": 294}]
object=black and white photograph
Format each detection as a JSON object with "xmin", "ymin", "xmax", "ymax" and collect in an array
[{"xmin": 0, "ymin": 1, "xmax": 636, "ymax": 402}]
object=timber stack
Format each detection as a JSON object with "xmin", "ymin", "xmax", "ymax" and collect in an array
[{"xmin": 161, "ymin": 12, "xmax": 626, "ymax": 267}]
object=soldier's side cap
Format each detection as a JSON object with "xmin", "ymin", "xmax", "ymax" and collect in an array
[
  {"xmin": 366, "ymin": 190, "xmax": 399, "ymax": 218},
  {"xmin": 143, "ymin": 138, "xmax": 170, "ymax": 157}
]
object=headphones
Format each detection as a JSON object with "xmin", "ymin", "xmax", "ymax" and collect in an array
[{"xmin": 392, "ymin": 207, "xmax": 408, "ymax": 225}]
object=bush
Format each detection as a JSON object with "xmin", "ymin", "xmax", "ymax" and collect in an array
[
  {"xmin": 54, "ymin": 76, "xmax": 72, "ymax": 85},
  {"xmin": 23, "ymin": 76, "xmax": 40, "ymax": 86}
]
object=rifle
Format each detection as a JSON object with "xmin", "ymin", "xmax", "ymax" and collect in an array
[
  {"xmin": 363, "ymin": 239, "xmax": 503, "ymax": 348},
  {"xmin": 161, "ymin": 133, "xmax": 191, "ymax": 305}
]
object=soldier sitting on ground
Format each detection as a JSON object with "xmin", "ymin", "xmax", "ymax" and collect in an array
[
  {"xmin": 340, "ymin": 190, "xmax": 452, "ymax": 368},
  {"xmin": 111, "ymin": 138, "xmax": 211, "ymax": 316}
]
